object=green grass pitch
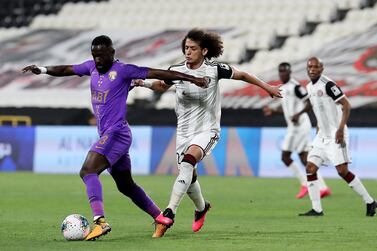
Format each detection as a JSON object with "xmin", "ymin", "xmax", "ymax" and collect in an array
[{"xmin": 1, "ymin": 173, "xmax": 376, "ymax": 251}]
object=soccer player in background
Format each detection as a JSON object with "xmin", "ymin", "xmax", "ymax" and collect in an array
[
  {"xmin": 263, "ymin": 62, "xmax": 331, "ymax": 199},
  {"xmin": 292, "ymin": 57, "xmax": 376, "ymax": 216},
  {"xmin": 22, "ymin": 35, "xmax": 209, "ymax": 240},
  {"xmin": 134, "ymin": 28, "xmax": 282, "ymax": 237}
]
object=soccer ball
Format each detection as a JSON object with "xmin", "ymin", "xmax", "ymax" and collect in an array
[{"xmin": 61, "ymin": 214, "xmax": 90, "ymax": 240}]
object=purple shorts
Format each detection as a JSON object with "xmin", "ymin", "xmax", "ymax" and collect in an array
[{"xmin": 90, "ymin": 128, "xmax": 132, "ymax": 169}]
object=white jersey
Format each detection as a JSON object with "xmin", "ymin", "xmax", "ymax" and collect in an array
[
  {"xmin": 306, "ymin": 74, "xmax": 347, "ymax": 138},
  {"xmin": 168, "ymin": 60, "xmax": 233, "ymax": 137},
  {"xmin": 280, "ymin": 78, "xmax": 311, "ymax": 132}
]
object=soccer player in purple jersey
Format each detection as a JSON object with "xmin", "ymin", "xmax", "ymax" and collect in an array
[{"xmin": 22, "ymin": 35, "xmax": 208, "ymax": 240}]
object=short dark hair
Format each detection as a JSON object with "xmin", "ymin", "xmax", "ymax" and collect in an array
[
  {"xmin": 92, "ymin": 35, "xmax": 113, "ymax": 48},
  {"xmin": 181, "ymin": 29, "xmax": 223, "ymax": 59},
  {"xmin": 278, "ymin": 62, "xmax": 291, "ymax": 69}
]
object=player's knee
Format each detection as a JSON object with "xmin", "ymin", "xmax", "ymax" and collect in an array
[
  {"xmin": 305, "ymin": 163, "xmax": 317, "ymax": 174},
  {"xmin": 337, "ymin": 169, "xmax": 348, "ymax": 178},
  {"xmin": 79, "ymin": 167, "xmax": 89, "ymax": 179},
  {"xmin": 182, "ymin": 153, "xmax": 197, "ymax": 167}
]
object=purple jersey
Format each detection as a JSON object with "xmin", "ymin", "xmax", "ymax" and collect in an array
[{"xmin": 73, "ymin": 60, "xmax": 148, "ymax": 136}]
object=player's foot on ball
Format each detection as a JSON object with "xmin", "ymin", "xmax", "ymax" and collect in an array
[
  {"xmin": 366, "ymin": 201, "xmax": 377, "ymax": 217},
  {"xmin": 85, "ymin": 217, "xmax": 111, "ymax": 241},
  {"xmin": 298, "ymin": 209, "xmax": 324, "ymax": 216},
  {"xmin": 296, "ymin": 186, "xmax": 308, "ymax": 199},
  {"xmin": 320, "ymin": 188, "xmax": 332, "ymax": 198},
  {"xmin": 192, "ymin": 201, "xmax": 211, "ymax": 232},
  {"xmin": 152, "ymin": 208, "xmax": 174, "ymax": 238}
]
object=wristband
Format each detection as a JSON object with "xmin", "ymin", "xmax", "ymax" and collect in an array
[
  {"xmin": 143, "ymin": 81, "xmax": 153, "ymax": 88},
  {"xmin": 38, "ymin": 67, "xmax": 47, "ymax": 74}
]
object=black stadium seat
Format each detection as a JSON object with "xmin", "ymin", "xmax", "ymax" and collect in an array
[{"xmin": 0, "ymin": 0, "xmax": 108, "ymax": 28}]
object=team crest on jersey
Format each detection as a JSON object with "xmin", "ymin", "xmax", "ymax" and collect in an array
[
  {"xmin": 317, "ymin": 90, "xmax": 323, "ymax": 96},
  {"xmin": 108, "ymin": 71, "xmax": 117, "ymax": 81}
]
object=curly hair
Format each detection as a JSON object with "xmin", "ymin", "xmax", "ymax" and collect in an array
[{"xmin": 181, "ymin": 29, "xmax": 224, "ymax": 59}]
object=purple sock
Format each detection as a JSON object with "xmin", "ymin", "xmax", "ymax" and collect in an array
[
  {"xmin": 128, "ymin": 184, "xmax": 161, "ymax": 219},
  {"xmin": 83, "ymin": 174, "xmax": 105, "ymax": 218}
]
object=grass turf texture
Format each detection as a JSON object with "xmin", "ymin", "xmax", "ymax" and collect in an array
[{"xmin": 1, "ymin": 173, "xmax": 376, "ymax": 251}]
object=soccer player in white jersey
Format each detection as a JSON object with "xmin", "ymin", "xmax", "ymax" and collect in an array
[
  {"xmin": 292, "ymin": 57, "xmax": 376, "ymax": 216},
  {"xmin": 135, "ymin": 29, "xmax": 282, "ymax": 237},
  {"xmin": 264, "ymin": 62, "xmax": 331, "ymax": 199}
]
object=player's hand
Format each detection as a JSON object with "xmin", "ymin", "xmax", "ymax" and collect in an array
[
  {"xmin": 335, "ymin": 128, "xmax": 345, "ymax": 146},
  {"xmin": 263, "ymin": 106, "xmax": 272, "ymax": 116},
  {"xmin": 193, "ymin": 76, "xmax": 210, "ymax": 89},
  {"xmin": 131, "ymin": 79, "xmax": 144, "ymax": 87},
  {"xmin": 22, "ymin": 65, "xmax": 42, "ymax": 74},
  {"xmin": 291, "ymin": 114, "xmax": 300, "ymax": 124},
  {"xmin": 267, "ymin": 85, "xmax": 282, "ymax": 98}
]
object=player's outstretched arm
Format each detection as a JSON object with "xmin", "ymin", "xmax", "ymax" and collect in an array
[
  {"xmin": 146, "ymin": 68, "xmax": 209, "ymax": 88},
  {"xmin": 22, "ymin": 65, "xmax": 76, "ymax": 76},
  {"xmin": 291, "ymin": 99, "xmax": 312, "ymax": 124},
  {"xmin": 335, "ymin": 97, "xmax": 351, "ymax": 144},
  {"xmin": 133, "ymin": 79, "xmax": 171, "ymax": 93},
  {"xmin": 231, "ymin": 68, "xmax": 282, "ymax": 98}
]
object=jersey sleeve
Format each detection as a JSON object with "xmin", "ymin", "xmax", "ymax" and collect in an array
[
  {"xmin": 217, "ymin": 62, "xmax": 233, "ymax": 79},
  {"xmin": 294, "ymin": 85, "xmax": 309, "ymax": 100},
  {"xmin": 121, "ymin": 64, "xmax": 148, "ymax": 80},
  {"xmin": 325, "ymin": 81, "xmax": 344, "ymax": 102},
  {"xmin": 72, "ymin": 60, "xmax": 92, "ymax": 76}
]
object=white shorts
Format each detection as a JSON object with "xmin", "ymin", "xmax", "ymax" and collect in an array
[
  {"xmin": 281, "ymin": 130, "xmax": 311, "ymax": 153},
  {"xmin": 308, "ymin": 135, "xmax": 352, "ymax": 167},
  {"xmin": 176, "ymin": 130, "xmax": 220, "ymax": 165}
]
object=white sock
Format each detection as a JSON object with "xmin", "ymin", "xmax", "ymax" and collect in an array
[
  {"xmin": 167, "ymin": 161, "xmax": 193, "ymax": 214},
  {"xmin": 317, "ymin": 171, "xmax": 328, "ymax": 190},
  {"xmin": 187, "ymin": 180, "xmax": 205, "ymax": 212},
  {"xmin": 349, "ymin": 176, "xmax": 374, "ymax": 204},
  {"xmin": 307, "ymin": 180, "xmax": 322, "ymax": 212},
  {"xmin": 288, "ymin": 162, "xmax": 306, "ymax": 186}
]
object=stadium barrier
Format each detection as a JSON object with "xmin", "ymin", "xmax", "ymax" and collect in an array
[{"xmin": 1, "ymin": 126, "xmax": 377, "ymax": 178}]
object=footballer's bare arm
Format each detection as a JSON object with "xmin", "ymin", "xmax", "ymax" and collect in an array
[
  {"xmin": 133, "ymin": 79, "xmax": 171, "ymax": 93},
  {"xmin": 231, "ymin": 67, "xmax": 282, "ymax": 98},
  {"xmin": 22, "ymin": 65, "xmax": 75, "ymax": 76}
]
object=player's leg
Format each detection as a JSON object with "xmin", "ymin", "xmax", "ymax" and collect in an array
[
  {"xmin": 336, "ymin": 163, "xmax": 376, "ymax": 216},
  {"xmin": 299, "ymin": 137, "xmax": 325, "ymax": 216},
  {"xmin": 299, "ymin": 151, "xmax": 331, "ymax": 198},
  {"xmin": 167, "ymin": 145, "xmax": 202, "ymax": 215},
  {"xmin": 83, "ymin": 130, "xmax": 131, "ymax": 240},
  {"xmin": 299, "ymin": 161, "xmax": 323, "ymax": 216},
  {"xmin": 185, "ymin": 132, "xmax": 219, "ymax": 232},
  {"xmin": 330, "ymin": 137, "xmax": 376, "ymax": 216},
  {"xmin": 80, "ymin": 151, "xmax": 112, "ymax": 240},
  {"xmin": 109, "ymin": 153, "xmax": 161, "ymax": 219},
  {"xmin": 153, "ymin": 145, "xmax": 200, "ymax": 238},
  {"xmin": 282, "ymin": 150, "xmax": 307, "ymax": 198},
  {"xmin": 186, "ymin": 169, "xmax": 205, "ymax": 212},
  {"xmin": 186, "ymin": 154, "xmax": 211, "ymax": 233}
]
